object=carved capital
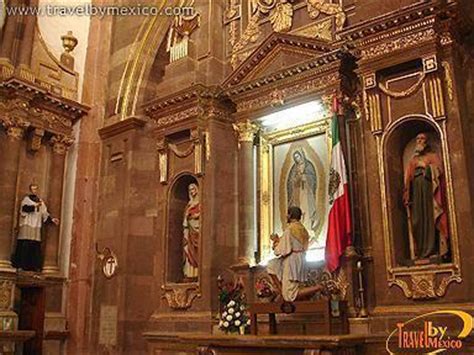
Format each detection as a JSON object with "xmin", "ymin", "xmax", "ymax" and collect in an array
[
  {"xmin": 233, "ymin": 121, "xmax": 259, "ymax": 143},
  {"xmin": 50, "ymin": 134, "xmax": 74, "ymax": 155},
  {"xmin": 5, "ymin": 125, "xmax": 26, "ymax": 140},
  {"xmin": 28, "ymin": 128, "xmax": 45, "ymax": 152},
  {"xmin": 0, "ymin": 99, "xmax": 30, "ymax": 140},
  {"xmin": 161, "ymin": 284, "xmax": 201, "ymax": 310},
  {"xmin": 2, "ymin": 118, "xmax": 29, "ymax": 140}
]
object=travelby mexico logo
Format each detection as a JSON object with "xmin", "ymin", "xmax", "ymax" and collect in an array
[{"xmin": 386, "ymin": 310, "xmax": 473, "ymax": 354}]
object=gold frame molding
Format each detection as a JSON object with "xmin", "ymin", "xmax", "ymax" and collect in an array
[
  {"xmin": 258, "ymin": 118, "xmax": 330, "ymax": 260},
  {"xmin": 377, "ymin": 114, "xmax": 461, "ymax": 300}
]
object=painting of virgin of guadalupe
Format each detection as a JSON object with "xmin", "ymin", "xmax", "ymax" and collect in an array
[
  {"xmin": 287, "ymin": 150, "xmax": 318, "ymax": 234},
  {"xmin": 273, "ymin": 136, "xmax": 328, "ymax": 248}
]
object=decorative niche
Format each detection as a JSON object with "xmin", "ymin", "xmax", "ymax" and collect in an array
[
  {"xmin": 379, "ymin": 115, "xmax": 461, "ymax": 299},
  {"xmin": 166, "ymin": 174, "xmax": 200, "ymax": 284},
  {"xmin": 161, "ymin": 173, "xmax": 202, "ymax": 311}
]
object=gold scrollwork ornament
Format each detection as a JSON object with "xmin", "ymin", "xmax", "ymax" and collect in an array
[
  {"xmin": 50, "ymin": 134, "xmax": 74, "ymax": 155},
  {"xmin": 251, "ymin": 0, "xmax": 293, "ymax": 33},
  {"xmin": 233, "ymin": 121, "xmax": 259, "ymax": 144},
  {"xmin": 306, "ymin": 0, "xmax": 346, "ymax": 31}
]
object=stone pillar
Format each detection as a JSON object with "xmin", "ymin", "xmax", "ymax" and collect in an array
[
  {"xmin": 233, "ymin": 121, "xmax": 259, "ymax": 265},
  {"xmin": 0, "ymin": 0, "xmax": 20, "ymax": 62},
  {"xmin": 16, "ymin": 0, "xmax": 38, "ymax": 67},
  {"xmin": 0, "ymin": 124, "xmax": 27, "ymax": 271},
  {"xmin": 42, "ymin": 135, "xmax": 72, "ymax": 274}
]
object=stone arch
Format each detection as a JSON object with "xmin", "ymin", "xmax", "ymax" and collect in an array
[{"xmin": 115, "ymin": 0, "xmax": 185, "ymax": 118}]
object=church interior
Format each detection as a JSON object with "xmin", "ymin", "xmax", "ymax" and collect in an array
[{"xmin": 0, "ymin": 0, "xmax": 474, "ymax": 354}]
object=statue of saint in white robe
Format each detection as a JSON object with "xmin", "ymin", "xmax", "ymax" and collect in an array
[{"xmin": 267, "ymin": 221, "xmax": 309, "ymax": 301}]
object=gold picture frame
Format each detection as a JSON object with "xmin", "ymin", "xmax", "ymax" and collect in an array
[{"xmin": 258, "ymin": 118, "xmax": 330, "ymax": 261}]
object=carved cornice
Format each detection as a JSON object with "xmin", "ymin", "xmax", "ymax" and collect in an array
[
  {"xmin": 224, "ymin": 32, "xmax": 335, "ymax": 87},
  {"xmin": 98, "ymin": 116, "xmax": 147, "ymax": 140},
  {"xmin": 235, "ymin": 71, "xmax": 340, "ymax": 113},
  {"xmin": 0, "ymin": 58, "xmax": 79, "ymax": 100},
  {"xmin": 224, "ymin": 50, "xmax": 348, "ymax": 99},
  {"xmin": 143, "ymin": 85, "xmax": 222, "ymax": 116},
  {"xmin": 153, "ymin": 106, "xmax": 202, "ymax": 129},
  {"xmin": 340, "ymin": 2, "xmax": 451, "ymax": 42},
  {"xmin": 144, "ymin": 85, "xmax": 235, "ymax": 130},
  {"xmin": 360, "ymin": 29, "xmax": 436, "ymax": 61},
  {"xmin": 0, "ymin": 76, "xmax": 88, "ymax": 137},
  {"xmin": 340, "ymin": 1, "xmax": 458, "ymax": 63}
]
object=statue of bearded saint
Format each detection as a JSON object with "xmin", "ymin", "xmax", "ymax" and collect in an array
[
  {"xmin": 403, "ymin": 133, "xmax": 449, "ymax": 263},
  {"xmin": 183, "ymin": 183, "xmax": 200, "ymax": 280}
]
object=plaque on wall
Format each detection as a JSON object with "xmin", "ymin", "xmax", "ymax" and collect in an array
[{"xmin": 99, "ymin": 305, "xmax": 117, "ymax": 346}]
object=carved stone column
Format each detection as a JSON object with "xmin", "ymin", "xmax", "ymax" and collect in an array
[
  {"xmin": 42, "ymin": 135, "xmax": 73, "ymax": 274},
  {"xmin": 0, "ymin": 124, "xmax": 27, "ymax": 270},
  {"xmin": 233, "ymin": 121, "xmax": 259, "ymax": 265}
]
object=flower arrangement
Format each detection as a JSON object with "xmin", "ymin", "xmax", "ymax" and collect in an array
[
  {"xmin": 217, "ymin": 274, "xmax": 250, "ymax": 334},
  {"xmin": 255, "ymin": 277, "xmax": 275, "ymax": 299}
]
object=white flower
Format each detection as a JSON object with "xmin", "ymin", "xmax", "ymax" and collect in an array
[
  {"xmin": 235, "ymin": 312, "xmax": 241, "ymax": 318},
  {"xmin": 235, "ymin": 320, "xmax": 241, "ymax": 326},
  {"xmin": 240, "ymin": 305, "xmax": 245, "ymax": 310},
  {"xmin": 222, "ymin": 312, "xmax": 227, "ymax": 317},
  {"xmin": 223, "ymin": 321, "xmax": 229, "ymax": 328},
  {"xmin": 228, "ymin": 308, "xmax": 235, "ymax": 314},
  {"xmin": 226, "ymin": 315, "xmax": 233, "ymax": 321},
  {"xmin": 228, "ymin": 300, "xmax": 236, "ymax": 307},
  {"xmin": 246, "ymin": 319, "xmax": 251, "ymax": 325}
]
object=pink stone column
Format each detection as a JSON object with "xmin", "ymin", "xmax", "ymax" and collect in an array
[
  {"xmin": 233, "ymin": 121, "xmax": 258, "ymax": 265},
  {"xmin": 42, "ymin": 135, "xmax": 72, "ymax": 274},
  {"xmin": 0, "ymin": 125, "xmax": 26, "ymax": 270}
]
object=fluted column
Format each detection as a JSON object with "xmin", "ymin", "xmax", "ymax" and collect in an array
[
  {"xmin": 233, "ymin": 121, "xmax": 259, "ymax": 265},
  {"xmin": 0, "ymin": 124, "xmax": 27, "ymax": 270},
  {"xmin": 42, "ymin": 135, "xmax": 73, "ymax": 274}
]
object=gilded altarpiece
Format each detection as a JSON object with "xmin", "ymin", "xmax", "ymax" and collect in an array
[
  {"xmin": 222, "ymin": 30, "xmax": 360, "ymax": 317},
  {"xmin": 342, "ymin": 2, "xmax": 470, "ymax": 309},
  {"xmin": 144, "ymin": 85, "xmax": 239, "ymax": 332}
]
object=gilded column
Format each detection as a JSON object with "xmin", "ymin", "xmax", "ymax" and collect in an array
[
  {"xmin": 233, "ymin": 121, "xmax": 259, "ymax": 265},
  {"xmin": 42, "ymin": 134, "xmax": 73, "ymax": 274},
  {"xmin": 0, "ymin": 123, "xmax": 27, "ymax": 270}
]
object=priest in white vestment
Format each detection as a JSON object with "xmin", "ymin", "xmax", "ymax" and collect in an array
[
  {"xmin": 267, "ymin": 206, "xmax": 309, "ymax": 302},
  {"xmin": 12, "ymin": 184, "xmax": 59, "ymax": 271}
]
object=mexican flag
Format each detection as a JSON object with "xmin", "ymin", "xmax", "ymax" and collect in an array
[{"xmin": 325, "ymin": 102, "xmax": 352, "ymax": 272}]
